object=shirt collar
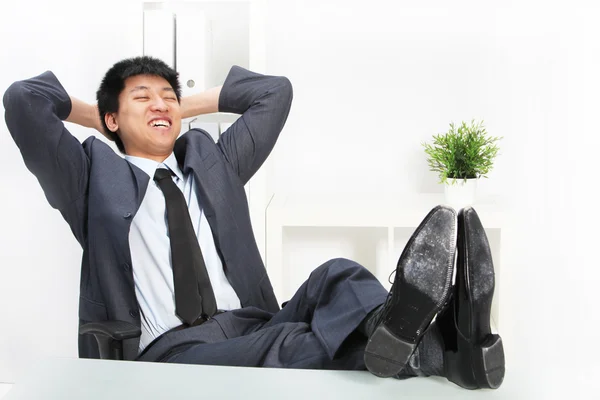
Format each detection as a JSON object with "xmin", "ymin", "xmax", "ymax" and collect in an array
[{"xmin": 125, "ymin": 153, "xmax": 184, "ymax": 181}]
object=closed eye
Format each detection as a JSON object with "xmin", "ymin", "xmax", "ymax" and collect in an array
[{"xmin": 135, "ymin": 96, "xmax": 149, "ymax": 100}]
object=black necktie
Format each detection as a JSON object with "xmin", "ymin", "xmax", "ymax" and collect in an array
[{"xmin": 153, "ymin": 168, "xmax": 217, "ymax": 325}]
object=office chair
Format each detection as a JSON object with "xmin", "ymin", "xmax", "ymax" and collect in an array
[{"xmin": 80, "ymin": 321, "xmax": 141, "ymax": 360}]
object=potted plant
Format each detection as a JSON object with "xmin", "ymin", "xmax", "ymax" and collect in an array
[{"xmin": 422, "ymin": 120, "xmax": 502, "ymax": 206}]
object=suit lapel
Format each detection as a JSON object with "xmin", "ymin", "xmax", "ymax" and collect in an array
[{"xmin": 128, "ymin": 162, "xmax": 151, "ymax": 208}]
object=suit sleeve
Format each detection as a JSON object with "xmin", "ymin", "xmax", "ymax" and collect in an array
[
  {"xmin": 217, "ymin": 66, "xmax": 293, "ymax": 185},
  {"xmin": 3, "ymin": 71, "xmax": 90, "ymax": 245}
]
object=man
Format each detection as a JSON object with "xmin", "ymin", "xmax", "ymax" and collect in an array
[{"xmin": 3, "ymin": 56, "xmax": 504, "ymax": 389}]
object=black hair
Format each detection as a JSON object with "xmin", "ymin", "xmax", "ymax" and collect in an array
[{"xmin": 96, "ymin": 56, "xmax": 182, "ymax": 153}]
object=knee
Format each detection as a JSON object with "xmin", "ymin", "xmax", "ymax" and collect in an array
[
  {"xmin": 328, "ymin": 257, "xmax": 360, "ymax": 267},
  {"xmin": 318, "ymin": 257, "xmax": 367, "ymax": 277},
  {"xmin": 305, "ymin": 258, "xmax": 379, "ymax": 297}
]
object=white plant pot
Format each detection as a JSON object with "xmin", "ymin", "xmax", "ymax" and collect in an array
[{"xmin": 444, "ymin": 178, "xmax": 478, "ymax": 207}]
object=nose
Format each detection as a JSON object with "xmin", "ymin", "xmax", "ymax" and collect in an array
[{"xmin": 150, "ymin": 96, "xmax": 169, "ymax": 112}]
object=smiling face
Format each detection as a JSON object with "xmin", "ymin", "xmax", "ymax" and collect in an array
[{"xmin": 104, "ymin": 74, "xmax": 182, "ymax": 162}]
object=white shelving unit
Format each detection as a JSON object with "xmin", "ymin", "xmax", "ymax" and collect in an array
[{"xmin": 266, "ymin": 192, "xmax": 509, "ymax": 331}]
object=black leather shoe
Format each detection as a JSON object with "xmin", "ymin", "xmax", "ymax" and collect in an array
[
  {"xmin": 437, "ymin": 206, "xmax": 505, "ymax": 389},
  {"xmin": 364, "ymin": 205, "xmax": 457, "ymax": 378}
]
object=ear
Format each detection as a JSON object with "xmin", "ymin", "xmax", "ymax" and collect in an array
[{"xmin": 105, "ymin": 113, "xmax": 119, "ymax": 133}]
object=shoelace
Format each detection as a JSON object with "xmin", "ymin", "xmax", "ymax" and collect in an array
[{"xmin": 388, "ymin": 269, "xmax": 397, "ymax": 285}]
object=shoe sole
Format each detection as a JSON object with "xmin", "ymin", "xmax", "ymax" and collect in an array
[
  {"xmin": 447, "ymin": 333, "xmax": 505, "ymax": 389},
  {"xmin": 453, "ymin": 207, "xmax": 505, "ymax": 389},
  {"xmin": 364, "ymin": 205, "xmax": 457, "ymax": 377},
  {"xmin": 475, "ymin": 334, "xmax": 505, "ymax": 389}
]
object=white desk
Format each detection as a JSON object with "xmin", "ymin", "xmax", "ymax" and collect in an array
[
  {"xmin": 0, "ymin": 384, "xmax": 12, "ymax": 399},
  {"xmin": 5, "ymin": 357, "xmax": 521, "ymax": 399}
]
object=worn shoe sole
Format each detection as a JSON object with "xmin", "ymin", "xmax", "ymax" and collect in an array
[
  {"xmin": 448, "ymin": 207, "xmax": 505, "ymax": 389},
  {"xmin": 475, "ymin": 334, "xmax": 505, "ymax": 389},
  {"xmin": 365, "ymin": 205, "xmax": 457, "ymax": 377}
]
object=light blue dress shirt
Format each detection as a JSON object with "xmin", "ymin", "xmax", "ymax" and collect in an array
[{"xmin": 125, "ymin": 153, "xmax": 241, "ymax": 353}]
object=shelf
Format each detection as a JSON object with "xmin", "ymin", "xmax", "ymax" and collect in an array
[
  {"xmin": 265, "ymin": 192, "xmax": 509, "ymax": 330},
  {"xmin": 266, "ymin": 192, "xmax": 508, "ymax": 229},
  {"xmin": 280, "ymin": 226, "xmax": 388, "ymax": 296}
]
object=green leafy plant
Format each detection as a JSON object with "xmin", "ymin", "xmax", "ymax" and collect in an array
[{"xmin": 423, "ymin": 120, "xmax": 502, "ymax": 184}]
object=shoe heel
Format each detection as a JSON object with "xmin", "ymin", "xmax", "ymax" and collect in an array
[
  {"xmin": 474, "ymin": 334, "xmax": 505, "ymax": 389},
  {"xmin": 364, "ymin": 325, "xmax": 416, "ymax": 378}
]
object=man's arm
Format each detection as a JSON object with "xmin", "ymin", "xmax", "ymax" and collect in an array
[
  {"xmin": 213, "ymin": 66, "xmax": 293, "ymax": 185},
  {"xmin": 3, "ymin": 71, "xmax": 90, "ymax": 245},
  {"xmin": 180, "ymin": 86, "xmax": 222, "ymax": 119},
  {"xmin": 66, "ymin": 97, "xmax": 103, "ymax": 133}
]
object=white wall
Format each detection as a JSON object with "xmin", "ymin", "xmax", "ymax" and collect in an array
[
  {"xmin": 0, "ymin": 0, "xmax": 144, "ymax": 383},
  {"xmin": 1, "ymin": 0, "xmax": 599, "ymax": 397},
  {"xmin": 263, "ymin": 0, "xmax": 600, "ymax": 397}
]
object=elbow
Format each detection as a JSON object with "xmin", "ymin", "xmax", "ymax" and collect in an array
[
  {"xmin": 274, "ymin": 76, "xmax": 293, "ymax": 113},
  {"xmin": 3, "ymin": 81, "xmax": 26, "ymax": 114},
  {"xmin": 2, "ymin": 81, "xmax": 29, "ymax": 137},
  {"xmin": 278, "ymin": 76, "xmax": 293, "ymax": 104}
]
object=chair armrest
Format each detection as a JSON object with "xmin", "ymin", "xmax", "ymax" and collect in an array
[
  {"xmin": 79, "ymin": 321, "xmax": 141, "ymax": 341},
  {"xmin": 79, "ymin": 321, "xmax": 141, "ymax": 360}
]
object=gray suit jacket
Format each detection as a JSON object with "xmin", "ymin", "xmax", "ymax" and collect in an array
[{"xmin": 3, "ymin": 65, "xmax": 293, "ymax": 361}]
